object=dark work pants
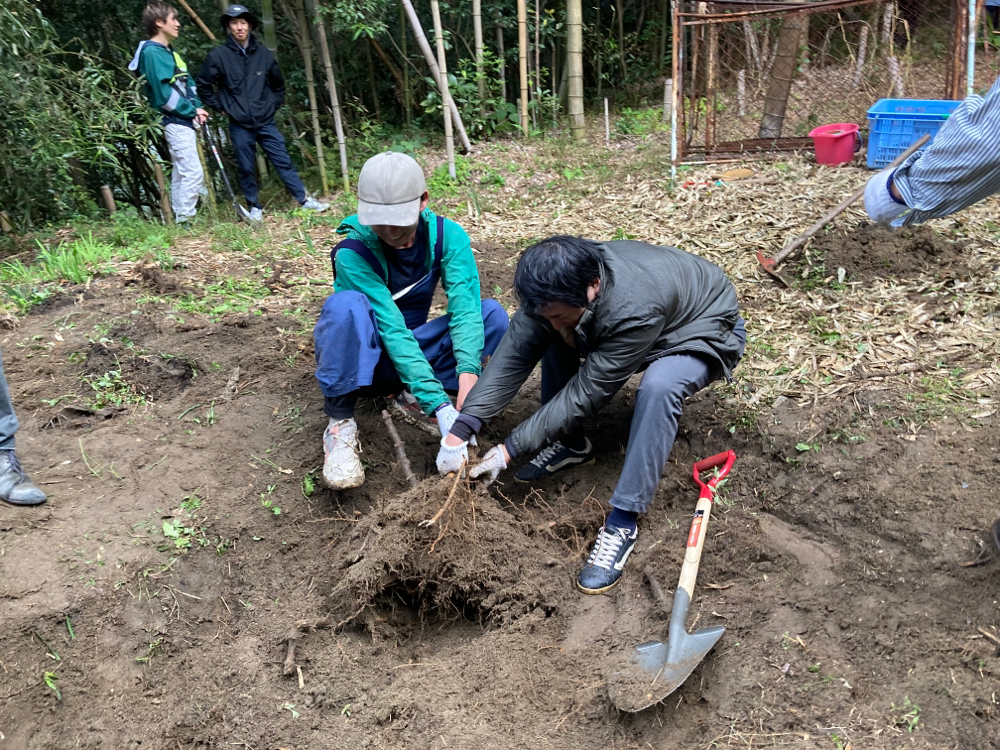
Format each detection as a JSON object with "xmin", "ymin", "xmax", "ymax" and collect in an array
[
  {"xmin": 229, "ymin": 120, "xmax": 306, "ymax": 208},
  {"xmin": 540, "ymin": 319, "xmax": 747, "ymax": 514}
]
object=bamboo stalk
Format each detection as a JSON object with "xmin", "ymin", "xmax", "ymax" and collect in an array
[
  {"xmin": 567, "ymin": 0, "xmax": 584, "ymax": 140},
  {"xmin": 402, "ymin": 6, "xmax": 412, "ymax": 126},
  {"xmin": 152, "ymin": 161, "xmax": 173, "ymax": 225},
  {"xmin": 294, "ymin": 0, "xmax": 328, "ymax": 195},
  {"xmin": 100, "ymin": 185, "xmax": 117, "ymax": 215},
  {"xmin": 309, "ymin": 0, "xmax": 349, "ymax": 194},
  {"xmin": 260, "ymin": 0, "xmax": 278, "ymax": 50},
  {"xmin": 473, "ymin": 0, "xmax": 485, "ymax": 102},
  {"xmin": 534, "ymin": 0, "xmax": 541, "ymax": 119},
  {"xmin": 496, "ymin": 19, "xmax": 507, "ymax": 102},
  {"xmin": 401, "ymin": 0, "xmax": 472, "ymax": 153},
  {"xmin": 429, "ymin": 0, "xmax": 456, "ymax": 179},
  {"xmin": 517, "ymin": 0, "xmax": 529, "ymax": 133},
  {"xmin": 176, "ymin": 0, "xmax": 216, "ymax": 41},
  {"xmin": 369, "ymin": 37, "xmax": 407, "ymax": 94}
]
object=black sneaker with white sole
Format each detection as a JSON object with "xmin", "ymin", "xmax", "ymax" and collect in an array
[
  {"xmin": 577, "ymin": 523, "xmax": 638, "ymax": 595},
  {"xmin": 514, "ymin": 438, "xmax": 595, "ymax": 482}
]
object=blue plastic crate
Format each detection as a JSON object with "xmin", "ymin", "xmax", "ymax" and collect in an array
[{"xmin": 866, "ymin": 98, "xmax": 962, "ymax": 169}]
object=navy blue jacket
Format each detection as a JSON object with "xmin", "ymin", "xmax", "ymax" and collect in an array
[{"xmin": 196, "ymin": 34, "xmax": 285, "ymax": 128}]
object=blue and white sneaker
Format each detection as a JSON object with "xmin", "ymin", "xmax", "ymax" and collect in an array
[
  {"xmin": 577, "ymin": 523, "xmax": 638, "ymax": 595},
  {"xmin": 515, "ymin": 438, "xmax": 594, "ymax": 482}
]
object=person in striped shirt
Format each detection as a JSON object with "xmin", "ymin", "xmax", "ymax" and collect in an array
[
  {"xmin": 864, "ymin": 76, "xmax": 1000, "ymax": 226},
  {"xmin": 864, "ymin": 79, "xmax": 1000, "ymax": 554}
]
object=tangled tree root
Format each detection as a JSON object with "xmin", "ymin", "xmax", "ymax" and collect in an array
[{"xmin": 332, "ymin": 476, "xmax": 559, "ymax": 626}]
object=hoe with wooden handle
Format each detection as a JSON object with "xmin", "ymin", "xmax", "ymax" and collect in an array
[
  {"xmin": 608, "ymin": 450, "xmax": 736, "ymax": 712},
  {"xmin": 756, "ymin": 134, "xmax": 930, "ymax": 287}
]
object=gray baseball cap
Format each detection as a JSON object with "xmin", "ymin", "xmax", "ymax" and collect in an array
[{"xmin": 357, "ymin": 152, "xmax": 427, "ymax": 227}]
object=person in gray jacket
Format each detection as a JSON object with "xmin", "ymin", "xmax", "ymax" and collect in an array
[{"xmin": 436, "ymin": 236, "xmax": 746, "ymax": 595}]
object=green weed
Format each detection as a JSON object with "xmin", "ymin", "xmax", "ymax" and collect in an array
[
  {"xmin": 615, "ymin": 107, "xmax": 665, "ymax": 137},
  {"xmin": 43, "ymin": 671, "xmax": 61, "ymax": 701},
  {"xmin": 260, "ymin": 484, "xmax": 281, "ymax": 516},
  {"xmin": 173, "ymin": 278, "xmax": 268, "ymax": 320},
  {"xmin": 301, "ymin": 471, "xmax": 316, "ymax": 499},
  {"xmin": 83, "ymin": 368, "xmax": 147, "ymax": 409},
  {"xmin": 891, "ymin": 696, "xmax": 921, "ymax": 733}
]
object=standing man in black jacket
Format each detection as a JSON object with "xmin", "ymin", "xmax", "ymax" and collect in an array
[
  {"xmin": 197, "ymin": 4, "xmax": 327, "ymax": 221},
  {"xmin": 436, "ymin": 236, "xmax": 746, "ymax": 595}
]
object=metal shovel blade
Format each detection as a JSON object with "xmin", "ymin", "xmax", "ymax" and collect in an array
[
  {"xmin": 234, "ymin": 202, "xmax": 252, "ymax": 222},
  {"xmin": 608, "ymin": 627, "xmax": 725, "ymax": 712},
  {"xmin": 608, "ymin": 590, "xmax": 725, "ymax": 712}
]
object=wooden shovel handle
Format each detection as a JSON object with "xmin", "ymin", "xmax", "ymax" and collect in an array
[
  {"xmin": 772, "ymin": 134, "xmax": 931, "ymax": 266},
  {"xmin": 677, "ymin": 451, "xmax": 737, "ymax": 599}
]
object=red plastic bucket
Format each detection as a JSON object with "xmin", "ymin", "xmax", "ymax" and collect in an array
[{"xmin": 808, "ymin": 122, "xmax": 860, "ymax": 166}]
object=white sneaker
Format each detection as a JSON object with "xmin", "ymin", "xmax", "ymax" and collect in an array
[
  {"xmin": 248, "ymin": 206, "xmax": 263, "ymax": 222},
  {"xmin": 301, "ymin": 196, "xmax": 329, "ymax": 213},
  {"xmin": 322, "ymin": 418, "xmax": 364, "ymax": 490}
]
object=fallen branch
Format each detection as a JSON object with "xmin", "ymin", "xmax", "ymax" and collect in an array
[
  {"xmin": 283, "ymin": 617, "xmax": 334, "ymax": 676},
  {"xmin": 382, "ymin": 409, "xmax": 418, "ymax": 488},
  {"xmin": 219, "ymin": 366, "xmax": 241, "ymax": 403}
]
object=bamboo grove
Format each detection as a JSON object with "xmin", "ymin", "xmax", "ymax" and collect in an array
[{"xmin": 2, "ymin": 0, "xmax": 681, "ymax": 228}]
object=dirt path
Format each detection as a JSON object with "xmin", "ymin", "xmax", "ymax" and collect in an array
[{"xmin": 2, "ymin": 177, "xmax": 999, "ymax": 749}]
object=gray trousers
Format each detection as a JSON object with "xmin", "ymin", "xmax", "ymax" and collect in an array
[
  {"xmin": 543, "ymin": 320, "xmax": 746, "ymax": 515},
  {"xmin": 0, "ymin": 350, "xmax": 19, "ymax": 450}
]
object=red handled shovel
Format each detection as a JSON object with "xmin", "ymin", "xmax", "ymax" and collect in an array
[{"xmin": 608, "ymin": 450, "xmax": 736, "ymax": 712}]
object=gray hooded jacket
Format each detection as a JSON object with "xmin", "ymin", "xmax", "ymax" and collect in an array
[{"xmin": 460, "ymin": 240, "xmax": 742, "ymax": 457}]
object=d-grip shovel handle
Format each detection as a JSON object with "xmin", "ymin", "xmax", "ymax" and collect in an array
[
  {"xmin": 677, "ymin": 450, "xmax": 737, "ymax": 599},
  {"xmin": 692, "ymin": 450, "xmax": 737, "ymax": 501}
]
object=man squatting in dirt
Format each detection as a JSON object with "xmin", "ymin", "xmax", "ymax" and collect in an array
[
  {"xmin": 864, "ymin": 74, "xmax": 1000, "ymax": 552},
  {"xmin": 129, "ymin": 3, "xmax": 210, "ymax": 224},
  {"xmin": 314, "ymin": 152, "xmax": 510, "ymax": 490},
  {"xmin": 197, "ymin": 5, "xmax": 329, "ymax": 221},
  {"xmin": 436, "ymin": 236, "xmax": 747, "ymax": 594},
  {"xmin": 0, "ymin": 351, "xmax": 47, "ymax": 506}
]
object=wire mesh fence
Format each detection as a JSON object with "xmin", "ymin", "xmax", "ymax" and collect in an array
[{"xmin": 672, "ymin": 0, "xmax": 959, "ymax": 160}]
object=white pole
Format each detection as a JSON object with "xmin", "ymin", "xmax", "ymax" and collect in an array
[
  {"xmin": 968, "ymin": 0, "xmax": 977, "ymax": 95},
  {"xmin": 604, "ymin": 97, "xmax": 610, "ymax": 146}
]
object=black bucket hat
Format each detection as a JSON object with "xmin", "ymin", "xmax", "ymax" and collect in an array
[{"xmin": 221, "ymin": 4, "xmax": 259, "ymax": 30}]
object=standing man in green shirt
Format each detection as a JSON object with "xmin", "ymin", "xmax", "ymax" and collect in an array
[
  {"xmin": 129, "ymin": 2, "xmax": 209, "ymax": 224},
  {"xmin": 314, "ymin": 152, "xmax": 509, "ymax": 490}
]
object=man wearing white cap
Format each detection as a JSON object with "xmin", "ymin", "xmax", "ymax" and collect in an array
[{"xmin": 314, "ymin": 152, "xmax": 509, "ymax": 490}]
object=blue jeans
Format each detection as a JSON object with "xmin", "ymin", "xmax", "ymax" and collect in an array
[
  {"xmin": 314, "ymin": 290, "xmax": 509, "ymax": 419},
  {"xmin": 229, "ymin": 120, "xmax": 306, "ymax": 207},
  {"xmin": 0, "ymin": 350, "xmax": 20, "ymax": 450}
]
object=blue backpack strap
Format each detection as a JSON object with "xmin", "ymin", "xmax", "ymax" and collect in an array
[
  {"xmin": 331, "ymin": 238, "xmax": 386, "ymax": 283},
  {"xmin": 433, "ymin": 216, "xmax": 445, "ymax": 269}
]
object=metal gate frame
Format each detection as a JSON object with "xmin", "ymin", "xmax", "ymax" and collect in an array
[{"xmin": 670, "ymin": 0, "xmax": 975, "ymax": 173}]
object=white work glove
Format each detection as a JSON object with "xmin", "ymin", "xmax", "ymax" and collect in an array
[
  {"xmin": 436, "ymin": 437, "xmax": 468, "ymax": 476},
  {"xmin": 435, "ymin": 402, "xmax": 477, "ymax": 446},
  {"xmin": 863, "ymin": 169, "xmax": 909, "ymax": 225},
  {"xmin": 469, "ymin": 444, "xmax": 508, "ymax": 487},
  {"xmin": 435, "ymin": 403, "xmax": 460, "ymax": 438}
]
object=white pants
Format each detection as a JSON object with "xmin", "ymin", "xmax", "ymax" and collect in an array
[{"xmin": 164, "ymin": 123, "xmax": 204, "ymax": 221}]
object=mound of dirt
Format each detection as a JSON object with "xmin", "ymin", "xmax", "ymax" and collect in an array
[
  {"xmin": 811, "ymin": 221, "xmax": 968, "ymax": 281},
  {"xmin": 332, "ymin": 476, "xmax": 559, "ymax": 626}
]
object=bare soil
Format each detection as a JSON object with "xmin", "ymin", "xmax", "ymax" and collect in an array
[
  {"xmin": 808, "ymin": 221, "xmax": 970, "ymax": 282},
  {"xmin": 1, "ymin": 221, "xmax": 999, "ymax": 750}
]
